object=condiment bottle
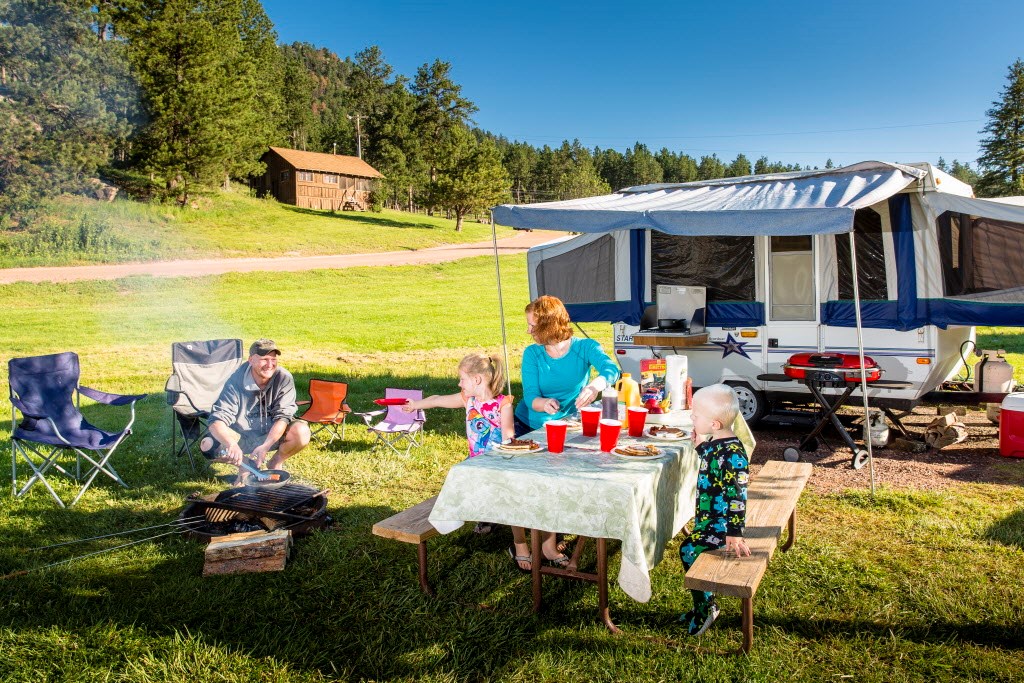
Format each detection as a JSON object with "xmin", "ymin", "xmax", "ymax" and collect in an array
[
  {"xmin": 614, "ymin": 373, "xmax": 642, "ymax": 428},
  {"xmin": 601, "ymin": 387, "xmax": 619, "ymax": 421}
]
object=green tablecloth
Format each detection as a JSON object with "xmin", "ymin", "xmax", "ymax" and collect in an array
[{"xmin": 429, "ymin": 431, "xmax": 700, "ymax": 602}]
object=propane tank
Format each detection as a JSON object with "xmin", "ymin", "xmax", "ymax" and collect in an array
[
  {"xmin": 974, "ymin": 350, "xmax": 1015, "ymax": 394},
  {"xmin": 863, "ymin": 409, "xmax": 889, "ymax": 448}
]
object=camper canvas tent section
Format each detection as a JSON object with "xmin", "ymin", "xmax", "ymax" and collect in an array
[{"xmin": 495, "ymin": 161, "xmax": 1024, "ymax": 420}]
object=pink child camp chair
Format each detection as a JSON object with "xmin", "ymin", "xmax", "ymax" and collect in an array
[{"xmin": 356, "ymin": 388, "xmax": 425, "ymax": 456}]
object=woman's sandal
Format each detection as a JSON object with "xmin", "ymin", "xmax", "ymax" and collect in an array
[
  {"xmin": 506, "ymin": 545, "xmax": 531, "ymax": 573},
  {"xmin": 545, "ymin": 553, "xmax": 571, "ymax": 569}
]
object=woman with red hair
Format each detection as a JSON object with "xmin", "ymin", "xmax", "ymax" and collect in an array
[
  {"xmin": 506, "ymin": 295, "xmax": 620, "ymax": 571},
  {"xmin": 514, "ymin": 295, "xmax": 620, "ymax": 436}
]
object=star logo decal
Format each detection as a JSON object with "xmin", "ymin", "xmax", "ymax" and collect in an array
[{"xmin": 713, "ymin": 333, "xmax": 752, "ymax": 360}]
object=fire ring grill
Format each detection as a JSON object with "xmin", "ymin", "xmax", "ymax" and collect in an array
[
  {"xmin": 179, "ymin": 483, "xmax": 331, "ymax": 542},
  {"xmin": 758, "ymin": 353, "xmax": 910, "ymax": 470}
]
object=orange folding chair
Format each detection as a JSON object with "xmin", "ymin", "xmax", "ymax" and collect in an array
[{"xmin": 297, "ymin": 379, "xmax": 352, "ymax": 446}]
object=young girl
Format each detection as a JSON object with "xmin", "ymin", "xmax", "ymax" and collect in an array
[
  {"xmin": 402, "ymin": 353, "xmax": 513, "ymax": 536},
  {"xmin": 402, "ymin": 352, "xmax": 514, "ymax": 458}
]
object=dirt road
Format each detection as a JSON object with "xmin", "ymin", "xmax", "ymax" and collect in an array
[{"xmin": 0, "ymin": 230, "xmax": 562, "ymax": 284}]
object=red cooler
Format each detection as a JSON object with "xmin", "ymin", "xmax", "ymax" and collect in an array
[{"xmin": 999, "ymin": 393, "xmax": 1024, "ymax": 457}]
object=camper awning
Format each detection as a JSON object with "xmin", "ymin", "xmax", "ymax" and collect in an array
[{"xmin": 493, "ymin": 161, "xmax": 926, "ymax": 235}]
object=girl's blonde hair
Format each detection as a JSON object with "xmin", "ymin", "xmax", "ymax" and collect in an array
[
  {"xmin": 459, "ymin": 353, "xmax": 506, "ymax": 396},
  {"xmin": 525, "ymin": 295, "xmax": 572, "ymax": 345}
]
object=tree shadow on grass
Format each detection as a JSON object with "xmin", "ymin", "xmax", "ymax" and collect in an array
[
  {"xmin": 983, "ymin": 509, "xmax": 1024, "ymax": 550},
  {"xmin": 280, "ymin": 205, "xmax": 445, "ymax": 230}
]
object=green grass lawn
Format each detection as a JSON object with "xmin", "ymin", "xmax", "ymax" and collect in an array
[
  {"xmin": 0, "ymin": 259, "xmax": 1023, "ymax": 681},
  {"xmin": 0, "ymin": 191, "xmax": 513, "ymax": 267}
]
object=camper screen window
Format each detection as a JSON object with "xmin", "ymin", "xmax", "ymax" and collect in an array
[
  {"xmin": 650, "ymin": 233, "xmax": 755, "ymax": 301},
  {"xmin": 835, "ymin": 208, "xmax": 888, "ymax": 300},
  {"xmin": 938, "ymin": 211, "xmax": 1024, "ymax": 295}
]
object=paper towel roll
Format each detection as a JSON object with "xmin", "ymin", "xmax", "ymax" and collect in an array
[{"xmin": 666, "ymin": 355, "xmax": 688, "ymax": 412}]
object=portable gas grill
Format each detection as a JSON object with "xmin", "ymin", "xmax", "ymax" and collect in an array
[{"xmin": 759, "ymin": 353, "xmax": 910, "ymax": 469}]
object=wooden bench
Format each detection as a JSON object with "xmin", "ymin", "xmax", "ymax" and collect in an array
[
  {"xmin": 372, "ymin": 496, "xmax": 440, "ymax": 596},
  {"xmin": 685, "ymin": 460, "xmax": 812, "ymax": 653}
]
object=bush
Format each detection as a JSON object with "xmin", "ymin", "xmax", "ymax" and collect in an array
[
  {"xmin": 368, "ymin": 189, "xmax": 384, "ymax": 213},
  {"xmin": 0, "ymin": 213, "xmax": 159, "ymax": 264}
]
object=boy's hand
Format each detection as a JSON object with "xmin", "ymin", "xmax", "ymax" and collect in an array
[{"xmin": 725, "ymin": 536, "xmax": 750, "ymax": 557}]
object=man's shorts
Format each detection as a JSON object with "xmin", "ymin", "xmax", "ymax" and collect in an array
[{"xmin": 201, "ymin": 421, "xmax": 295, "ymax": 460}]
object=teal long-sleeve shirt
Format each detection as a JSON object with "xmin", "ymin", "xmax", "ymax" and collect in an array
[{"xmin": 515, "ymin": 337, "xmax": 620, "ymax": 431}]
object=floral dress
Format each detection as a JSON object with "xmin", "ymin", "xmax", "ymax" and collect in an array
[{"xmin": 464, "ymin": 394, "xmax": 512, "ymax": 457}]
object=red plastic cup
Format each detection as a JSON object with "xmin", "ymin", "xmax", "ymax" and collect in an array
[
  {"xmin": 599, "ymin": 418, "xmax": 622, "ymax": 452},
  {"xmin": 580, "ymin": 406, "xmax": 602, "ymax": 437},
  {"xmin": 545, "ymin": 420, "xmax": 568, "ymax": 453},
  {"xmin": 627, "ymin": 406, "xmax": 649, "ymax": 437}
]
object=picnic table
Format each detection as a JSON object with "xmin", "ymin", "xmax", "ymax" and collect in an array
[{"xmin": 429, "ymin": 421, "xmax": 701, "ymax": 631}]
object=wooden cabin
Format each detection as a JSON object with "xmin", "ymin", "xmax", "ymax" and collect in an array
[{"xmin": 255, "ymin": 146, "xmax": 383, "ymax": 211}]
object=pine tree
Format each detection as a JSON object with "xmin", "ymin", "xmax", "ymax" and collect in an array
[
  {"xmin": 428, "ymin": 127, "xmax": 509, "ymax": 231},
  {"xmin": 412, "ymin": 59, "xmax": 477, "ymax": 183},
  {"xmin": 0, "ymin": 0, "xmax": 137, "ymax": 221},
  {"xmin": 726, "ymin": 153, "xmax": 752, "ymax": 177},
  {"xmin": 977, "ymin": 59, "xmax": 1024, "ymax": 197},
  {"xmin": 123, "ymin": 0, "xmax": 280, "ymax": 203}
]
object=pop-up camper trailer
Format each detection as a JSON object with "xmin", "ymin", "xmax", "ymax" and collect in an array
[{"xmin": 493, "ymin": 161, "xmax": 1024, "ymax": 422}]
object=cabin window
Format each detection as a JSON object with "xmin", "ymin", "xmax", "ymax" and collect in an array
[
  {"xmin": 280, "ymin": 170, "xmax": 290, "ymax": 181},
  {"xmin": 835, "ymin": 208, "xmax": 888, "ymax": 300},
  {"xmin": 324, "ymin": 174, "xmax": 338, "ymax": 184},
  {"xmin": 650, "ymin": 234, "xmax": 755, "ymax": 302},
  {"xmin": 769, "ymin": 235, "xmax": 815, "ymax": 320},
  {"xmin": 938, "ymin": 210, "xmax": 1024, "ymax": 296},
  {"xmin": 298, "ymin": 171, "xmax": 313, "ymax": 182}
]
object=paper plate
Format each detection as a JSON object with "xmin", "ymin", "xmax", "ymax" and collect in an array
[
  {"xmin": 495, "ymin": 442, "xmax": 542, "ymax": 454},
  {"xmin": 612, "ymin": 446, "xmax": 665, "ymax": 460},
  {"xmin": 647, "ymin": 428, "xmax": 689, "ymax": 441}
]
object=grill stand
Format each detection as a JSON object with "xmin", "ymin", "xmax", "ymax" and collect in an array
[{"xmin": 759, "ymin": 373, "xmax": 911, "ymax": 469}]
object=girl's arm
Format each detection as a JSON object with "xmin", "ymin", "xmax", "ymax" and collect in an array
[
  {"xmin": 499, "ymin": 399, "xmax": 515, "ymax": 442},
  {"xmin": 403, "ymin": 393, "xmax": 464, "ymax": 411}
]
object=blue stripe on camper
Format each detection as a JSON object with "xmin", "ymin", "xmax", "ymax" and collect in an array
[
  {"xmin": 889, "ymin": 194, "xmax": 920, "ymax": 331},
  {"xmin": 822, "ymin": 298, "xmax": 1024, "ymax": 329},
  {"xmin": 706, "ymin": 302, "xmax": 765, "ymax": 326}
]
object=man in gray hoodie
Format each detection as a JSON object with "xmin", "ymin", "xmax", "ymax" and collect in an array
[{"xmin": 200, "ymin": 338, "xmax": 311, "ymax": 478}]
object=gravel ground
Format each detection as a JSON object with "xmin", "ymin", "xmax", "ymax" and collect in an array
[{"xmin": 749, "ymin": 404, "xmax": 1024, "ymax": 494}]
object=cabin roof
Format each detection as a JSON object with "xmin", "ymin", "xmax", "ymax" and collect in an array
[{"xmin": 267, "ymin": 146, "xmax": 383, "ymax": 178}]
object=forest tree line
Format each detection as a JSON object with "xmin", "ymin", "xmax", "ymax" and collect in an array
[{"xmin": 1, "ymin": 0, "xmax": 1021, "ymax": 228}]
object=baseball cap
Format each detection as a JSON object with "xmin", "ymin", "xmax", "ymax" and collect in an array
[{"xmin": 249, "ymin": 338, "xmax": 281, "ymax": 356}]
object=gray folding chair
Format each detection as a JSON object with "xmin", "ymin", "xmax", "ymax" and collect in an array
[{"xmin": 165, "ymin": 339, "xmax": 244, "ymax": 470}]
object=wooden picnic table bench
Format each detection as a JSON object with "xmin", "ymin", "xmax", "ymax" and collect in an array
[
  {"xmin": 372, "ymin": 495, "xmax": 440, "ymax": 596},
  {"xmin": 685, "ymin": 459, "xmax": 812, "ymax": 653}
]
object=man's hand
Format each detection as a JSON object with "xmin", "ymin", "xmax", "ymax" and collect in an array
[
  {"xmin": 222, "ymin": 441, "xmax": 244, "ymax": 465},
  {"xmin": 725, "ymin": 536, "xmax": 750, "ymax": 557},
  {"xmin": 251, "ymin": 443, "xmax": 271, "ymax": 468}
]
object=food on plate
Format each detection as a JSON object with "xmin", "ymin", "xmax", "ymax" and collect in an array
[
  {"xmin": 564, "ymin": 418, "xmax": 583, "ymax": 431},
  {"xmin": 615, "ymin": 444, "xmax": 662, "ymax": 457},
  {"xmin": 648, "ymin": 425, "xmax": 685, "ymax": 437},
  {"xmin": 501, "ymin": 438, "xmax": 540, "ymax": 451}
]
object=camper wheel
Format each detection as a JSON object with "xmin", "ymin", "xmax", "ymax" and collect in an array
[
  {"xmin": 852, "ymin": 449, "xmax": 870, "ymax": 470},
  {"xmin": 725, "ymin": 381, "xmax": 766, "ymax": 424},
  {"xmin": 783, "ymin": 447, "xmax": 800, "ymax": 462}
]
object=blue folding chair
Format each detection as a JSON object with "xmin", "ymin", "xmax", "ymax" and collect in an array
[{"xmin": 9, "ymin": 352, "xmax": 147, "ymax": 507}]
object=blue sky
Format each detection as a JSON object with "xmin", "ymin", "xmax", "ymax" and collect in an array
[{"xmin": 262, "ymin": 0, "xmax": 1024, "ymax": 169}]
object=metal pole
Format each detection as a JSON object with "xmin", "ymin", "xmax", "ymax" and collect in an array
[
  {"xmin": 491, "ymin": 213, "xmax": 513, "ymax": 396},
  {"xmin": 849, "ymin": 231, "xmax": 876, "ymax": 497}
]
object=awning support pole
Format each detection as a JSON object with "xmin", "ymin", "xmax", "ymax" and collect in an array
[
  {"xmin": 849, "ymin": 231, "xmax": 876, "ymax": 497},
  {"xmin": 491, "ymin": 213, "xmax": 513, "ymax": 396}
]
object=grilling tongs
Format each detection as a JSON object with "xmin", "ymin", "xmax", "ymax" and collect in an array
[{"xmin": 238, "ymin": 461, "xmax": 270, "ymax": 481}]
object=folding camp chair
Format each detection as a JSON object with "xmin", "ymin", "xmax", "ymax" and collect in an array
[
  {"xmin": 164, "ymin": 339, "xmax": 244, "ymax": 470},
  {"xmin": 9, "ymin": 352, "xmax": 146, "ymax": 508},
  {"xmin": 355, "ymin": 388, "xmax": 425, "ymax": 456},
  {"xmin": 297, "ymin": 378, "xmax": 352, "ymax": 447}
]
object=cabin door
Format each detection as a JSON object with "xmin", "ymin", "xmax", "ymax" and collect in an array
[{"xmin": 763, "ymin": 235, "xmax": 820, "ymax": 374}]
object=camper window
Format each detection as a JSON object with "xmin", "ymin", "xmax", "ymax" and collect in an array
[
  {"xmin": 536, "ymin": 234, "xmax": 616, "ymax": 304},
  {"xmin": 835, "ymin": 208, "xmax": 888, "ymax": 300},
  {"xmin": 938, "ymin": 211, "xmax": 1024, "ymax": 296},
  {"xmin": 769, "ymin": 236, "xmax": 815, "ymax": 320},
  {"xmin": 650, "ymin": 233, "xmax": 755, "ymax": 301}
]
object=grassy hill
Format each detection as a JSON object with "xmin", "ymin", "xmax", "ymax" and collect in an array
[{"xmin": 0, "ymin": 191, "xmax": 513, "ymax": 268}]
